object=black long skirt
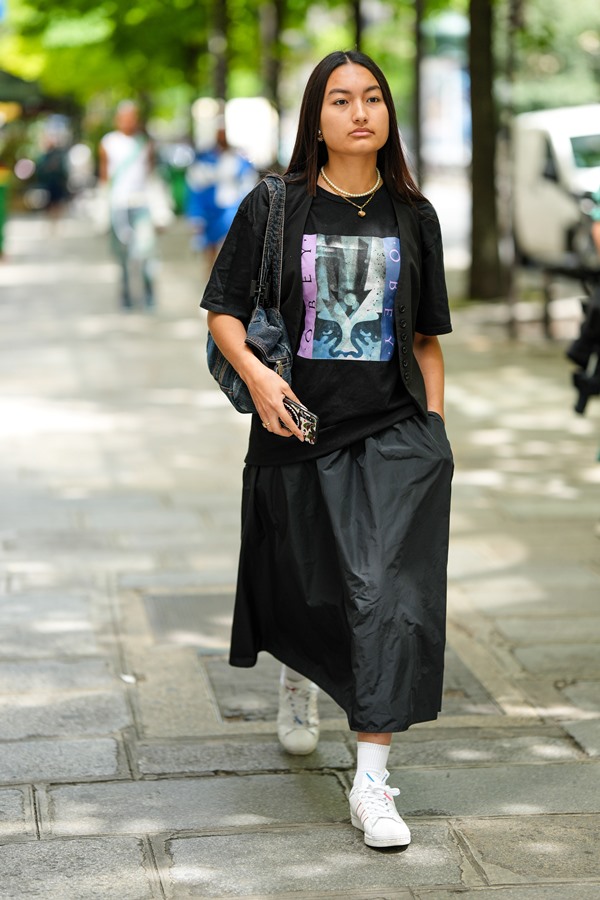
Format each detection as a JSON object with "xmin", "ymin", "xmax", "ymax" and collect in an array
[{"xmin": 230, "ymin": 412, "xmax": 454, "ymax": 733}]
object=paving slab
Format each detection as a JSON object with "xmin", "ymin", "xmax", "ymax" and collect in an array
[
  {"xmin": 494, "ymin": 616, "xmax": 600, "ymax": 644},
  {"xmin": 560, "ymin": 680, "xmax": 600, "ymax": 713},
  {"xmin": 129, "ymin": 645, "xmax": 223, "ymax": 739},
  {"xmin": 0, "ymin": 592, "xmax": 101, "ymax": 658},
  {"xmin": 413, "ymin": 887, "xmax": 600, "ymax": 899},
  {"xmin": 203, "ymin": 654, "xmax": 345, "ymax": 722},
  {"xmin": 496, "ymin": 496, "xmax": 600, "ymax": 520},
  {"xmin": 0, "ymin": 837, "xmax": 158, "ymax": 899},
  {"xmin": 447, "ymin": 533, "xmax": 527, "ymax": 582},
  {"xmin": 163, "ymin": 823, "xmax": 464, "ymax": 897},
  {"xmin": 5, "ymin": 547, "xmax": 159, "ymax": 578},
  {"xmin": 142, "ymin": 591, "xmax": 234, "ymax": 653},
  {"xmin": 46, "ymin": 774, "xmax": 348, "ymax": 836},
  {"xmin": 387, "ymin": 729, "xmax": 581, "ymax": 768},
  {"xmin": 82, "ymin": 503, "xmax": 199, "ymax": 532},
  {"xmin": 0, "ymin": 788, "xmax": 35, "ymax": 837},
  {"xmin": 115, "ymin": 530, "xmax": 213, "ymax": 551},
  {"xmin": 512, "ymin": 644, "xmax": 600, "ymax": 678},
  {"xmin": 440, "ymin": 647, "xmax": 500, "ymax": 717},
  {"xmin": 135, "ymin": 736, "xmax": 354, "ymax": 776},
  {"xmin": 0, "ymin": 493, "xmax": 78, "ymax": 531},
  {"xmin": 391, "ymin": 762, "xmax": 600, "ymax": 817},
  {"xmin": 455, "ymin": 813, "xmax": 600, "ymax": 884},
  {"xmin": 6, "ymin": 570, "xmax": 106, "ymax": 592},
  {"xmin": 562, "ymin": 720, "xmax": 600, "ymax": 758},
  {"xmin": 0, "ymin": 738, "xmax": 122, "ymax": 783},
  {"xmin": 0, "ymin": 690, "xmax": 131, "ymax": 739},
  {"xmin": 118, "ymin": 571, "xmax": 234, "ymax": 590},
  {"xmin": 0, "ymin": 659, "xmax": 114, "ymax": 693},
  {"xmin": 1, "ymin": 529, "xmax": 117, "ymax": 552},
  {"xmin": 453, "ymin": 574, "xmax": 600, "ymax": 618}
]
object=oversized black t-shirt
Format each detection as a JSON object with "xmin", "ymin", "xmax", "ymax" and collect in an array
[
  {"xmin": 201, "ymin": 180, "xmax": 452, "ymax": 466},
  {"xmin": 285, "ymin": 185, "xmax": 417, "ymax": 463}
]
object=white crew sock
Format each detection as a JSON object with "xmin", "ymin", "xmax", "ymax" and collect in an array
[
  {"xmin": 353, "ymin": 741, "xmax": 391, "ymax": 788},
  {"xmin": 281, "ymin": 665, "xmax": 309, "ymax": 685}
]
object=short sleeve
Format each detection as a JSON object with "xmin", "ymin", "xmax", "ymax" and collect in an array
[
  {"xmin": 200, "ymin": 181, "xmax": 270, "ymax": 324},
  {"xmin": 414, "ymin": 201, "xmax": 452, "ymax": 336}
]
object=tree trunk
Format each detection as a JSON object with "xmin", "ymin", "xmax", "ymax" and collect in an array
[
  {"xmin": 469, "ymin": 0, "xmax": 502, "ymax": 298},
  {"xmin": 261, "ymin": 0, "xmax": 285, "ymax": 117},
  {"xmin": 413, "ymin": 0, "xmax": 424, "ymax": 184},
  {"xmin": 352, "ymin": 0, "xmax": 363, "ymax": 52},
  {"xmin": 260, "ymin": 0, "xmax": 285, "ymax": 167},
  {"xmin": 212, "ymin": 0, "xmax": 229, "ymax": 101}
]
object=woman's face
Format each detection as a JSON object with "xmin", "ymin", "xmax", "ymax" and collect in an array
[{"xmin": 319, "ymin": 63, "xmax": 389, "ymax": 159}]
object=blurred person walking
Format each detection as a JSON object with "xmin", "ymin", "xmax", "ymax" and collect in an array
[
  {"xmin": 201, "ymin": 50, "xmax": 453, "ymax": 851},
  {"xmin": 0, "ymin": 159, "xmax": 9, "ymax": 260},
  {"xmin": 99, "ymin": 101, "xmax": 157, "ymax": 311},
  {"xmin": 185, "ymin": 123, "xmax": 257, "ymax": 269},
  {"xmin": 35, "ymin": 136, "xmax": 70, "ymax": 224}
]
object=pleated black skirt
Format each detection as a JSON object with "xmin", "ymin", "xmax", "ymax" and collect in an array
[{"xmin": 230, "ymin": 412, "xmax": 454, "ymax": 732}]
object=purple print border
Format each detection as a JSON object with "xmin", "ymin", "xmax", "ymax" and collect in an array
[
  {"xmin": 298, "ymin": 234, "xmax": 318, "ymax": 359},
  {"xmin": 382, "ymin": 237, "xmax": 400, "ymax": 361}
]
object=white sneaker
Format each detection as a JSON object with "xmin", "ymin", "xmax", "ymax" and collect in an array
[
  {"xmin": 349, "ymin": 769, "xmax": 411, "ymax": 848},
  {"xmin": 277, "ymin": 671, "xmax": 319, "ymax": 755}
]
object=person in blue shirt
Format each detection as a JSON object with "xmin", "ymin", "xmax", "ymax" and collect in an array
[{"xmin": 185, "ymin": 125, "xmax": 257, "ymax": 267}]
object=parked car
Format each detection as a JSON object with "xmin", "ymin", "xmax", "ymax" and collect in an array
[{"xmin": 512, "ymin": 104, "xmax": 600, "ymax": 272}]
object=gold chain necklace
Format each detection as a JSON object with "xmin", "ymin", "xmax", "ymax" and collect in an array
[
  {"xmin": 320, "ymin": 166, "xmax": 381, "ymax": 197},
  {"xmin": 320, "ymin": 167, "xmax": 382, "ymax": 217},
  {"xmin": 338, "ymin": 189, "xmax": 379, "ymax": 217}
]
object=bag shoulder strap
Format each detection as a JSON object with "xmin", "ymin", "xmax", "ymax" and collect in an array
[
  {"xmin": 109, "ymin": 135, "xmax": 148, "ymax": 187},
  {"xmin": 252, "ymin": 174, "xmax": 286, "ymax": 311}
]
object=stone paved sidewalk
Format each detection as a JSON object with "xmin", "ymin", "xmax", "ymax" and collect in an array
[{"xmin": 0, "ymin": 211, "xmax": 599, "ymax": 899}]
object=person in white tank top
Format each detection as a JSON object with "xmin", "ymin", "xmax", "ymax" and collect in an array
[{"xmin": 99, "ymin": 101, "xmax": 156, "ymax": 309}]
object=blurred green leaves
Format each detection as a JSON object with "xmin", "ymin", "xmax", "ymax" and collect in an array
[
  {"xmin": 1, "ymin": 0, "xmax": 597, "ymax": 117},
  {"xmin": 42, "ymin": 9, "xmax": 115, "ymax": 49}
]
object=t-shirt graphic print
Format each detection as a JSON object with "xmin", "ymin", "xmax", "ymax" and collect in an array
[{"xmin": 298, "ymin": 234, "xmax": 400, "ymax": 361}]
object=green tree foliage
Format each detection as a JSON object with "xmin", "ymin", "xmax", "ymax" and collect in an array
[
  {"xmin": 1, "ymin": 0, "xmax": 425, "ymax": 116},
  {"xmin": 496, "ymin": 0, "xmax": 600, "ymax": 111},
  {"xmin": 0, "ymin": 0, "xmax": 272, "ymax": 103}
]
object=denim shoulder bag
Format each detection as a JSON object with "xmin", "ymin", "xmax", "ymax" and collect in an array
[{"xmin": 206, "ymin": 174, "xmax": 293, "ymax": 414}]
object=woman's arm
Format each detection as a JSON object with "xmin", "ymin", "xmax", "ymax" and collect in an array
[
  {"xmin": 413, "ymin": 333, "xmax": 446, "ymax": 420},
  {"xmin": 592, "ymin": 220, "xmax": 600, "ymax": 256},
  {"xmin": 98, "ymin": 143, "xmax": 108, "ymax": 183},
  {"xmin": 206, "ymin": 311, "xmax": 304, "ymax": 441}
]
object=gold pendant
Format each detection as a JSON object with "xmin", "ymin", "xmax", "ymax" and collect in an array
[{"xmin": 358, "ymin": 210, "xmax": 366, "ymax": 217}]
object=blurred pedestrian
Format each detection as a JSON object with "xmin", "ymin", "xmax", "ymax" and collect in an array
[
  {"xmin": 185, "ymin": 123, "xmax": 257, "ymax": 268},
  {"xmin": 99, "ymin": 101, "xmax": 157, "ymax": 311},
  {"xmin": 0, "ymin": 159, "xmax": 9, "ymax": 260},
  {"xmin": 202, "ymin": 51, "xmax": 453, "ymax": 850},
  {"xmin": 35, "ymin": 136, "xmax": 70, "ymax": 223}
]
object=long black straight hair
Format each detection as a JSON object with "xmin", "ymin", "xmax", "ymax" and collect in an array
[{"xmin": 284, "ymin": 50, "xmax": 425, "ymax": 204}]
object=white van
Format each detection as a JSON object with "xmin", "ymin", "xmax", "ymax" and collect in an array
[{"xmin": 512, "ymin": 104, "xmax": 600, "ymax": 271}]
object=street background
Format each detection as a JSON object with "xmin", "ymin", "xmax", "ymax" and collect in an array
[{"xmin": 0, "ymin": 187, "xmax": 599, "ymax": 897}]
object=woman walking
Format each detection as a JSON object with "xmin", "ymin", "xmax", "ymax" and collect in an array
[{"xmin": 201, "ymin": 50, "xmax": 453, "ymax": 849}]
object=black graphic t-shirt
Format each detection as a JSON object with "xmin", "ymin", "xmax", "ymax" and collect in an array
[
  {"xmin": 282, "ymin": 185, "xmax": 417, "ymax": 463},
  {"xmin": 200, "ymin": 179, "xmax": 452, "ymax": 467}
]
